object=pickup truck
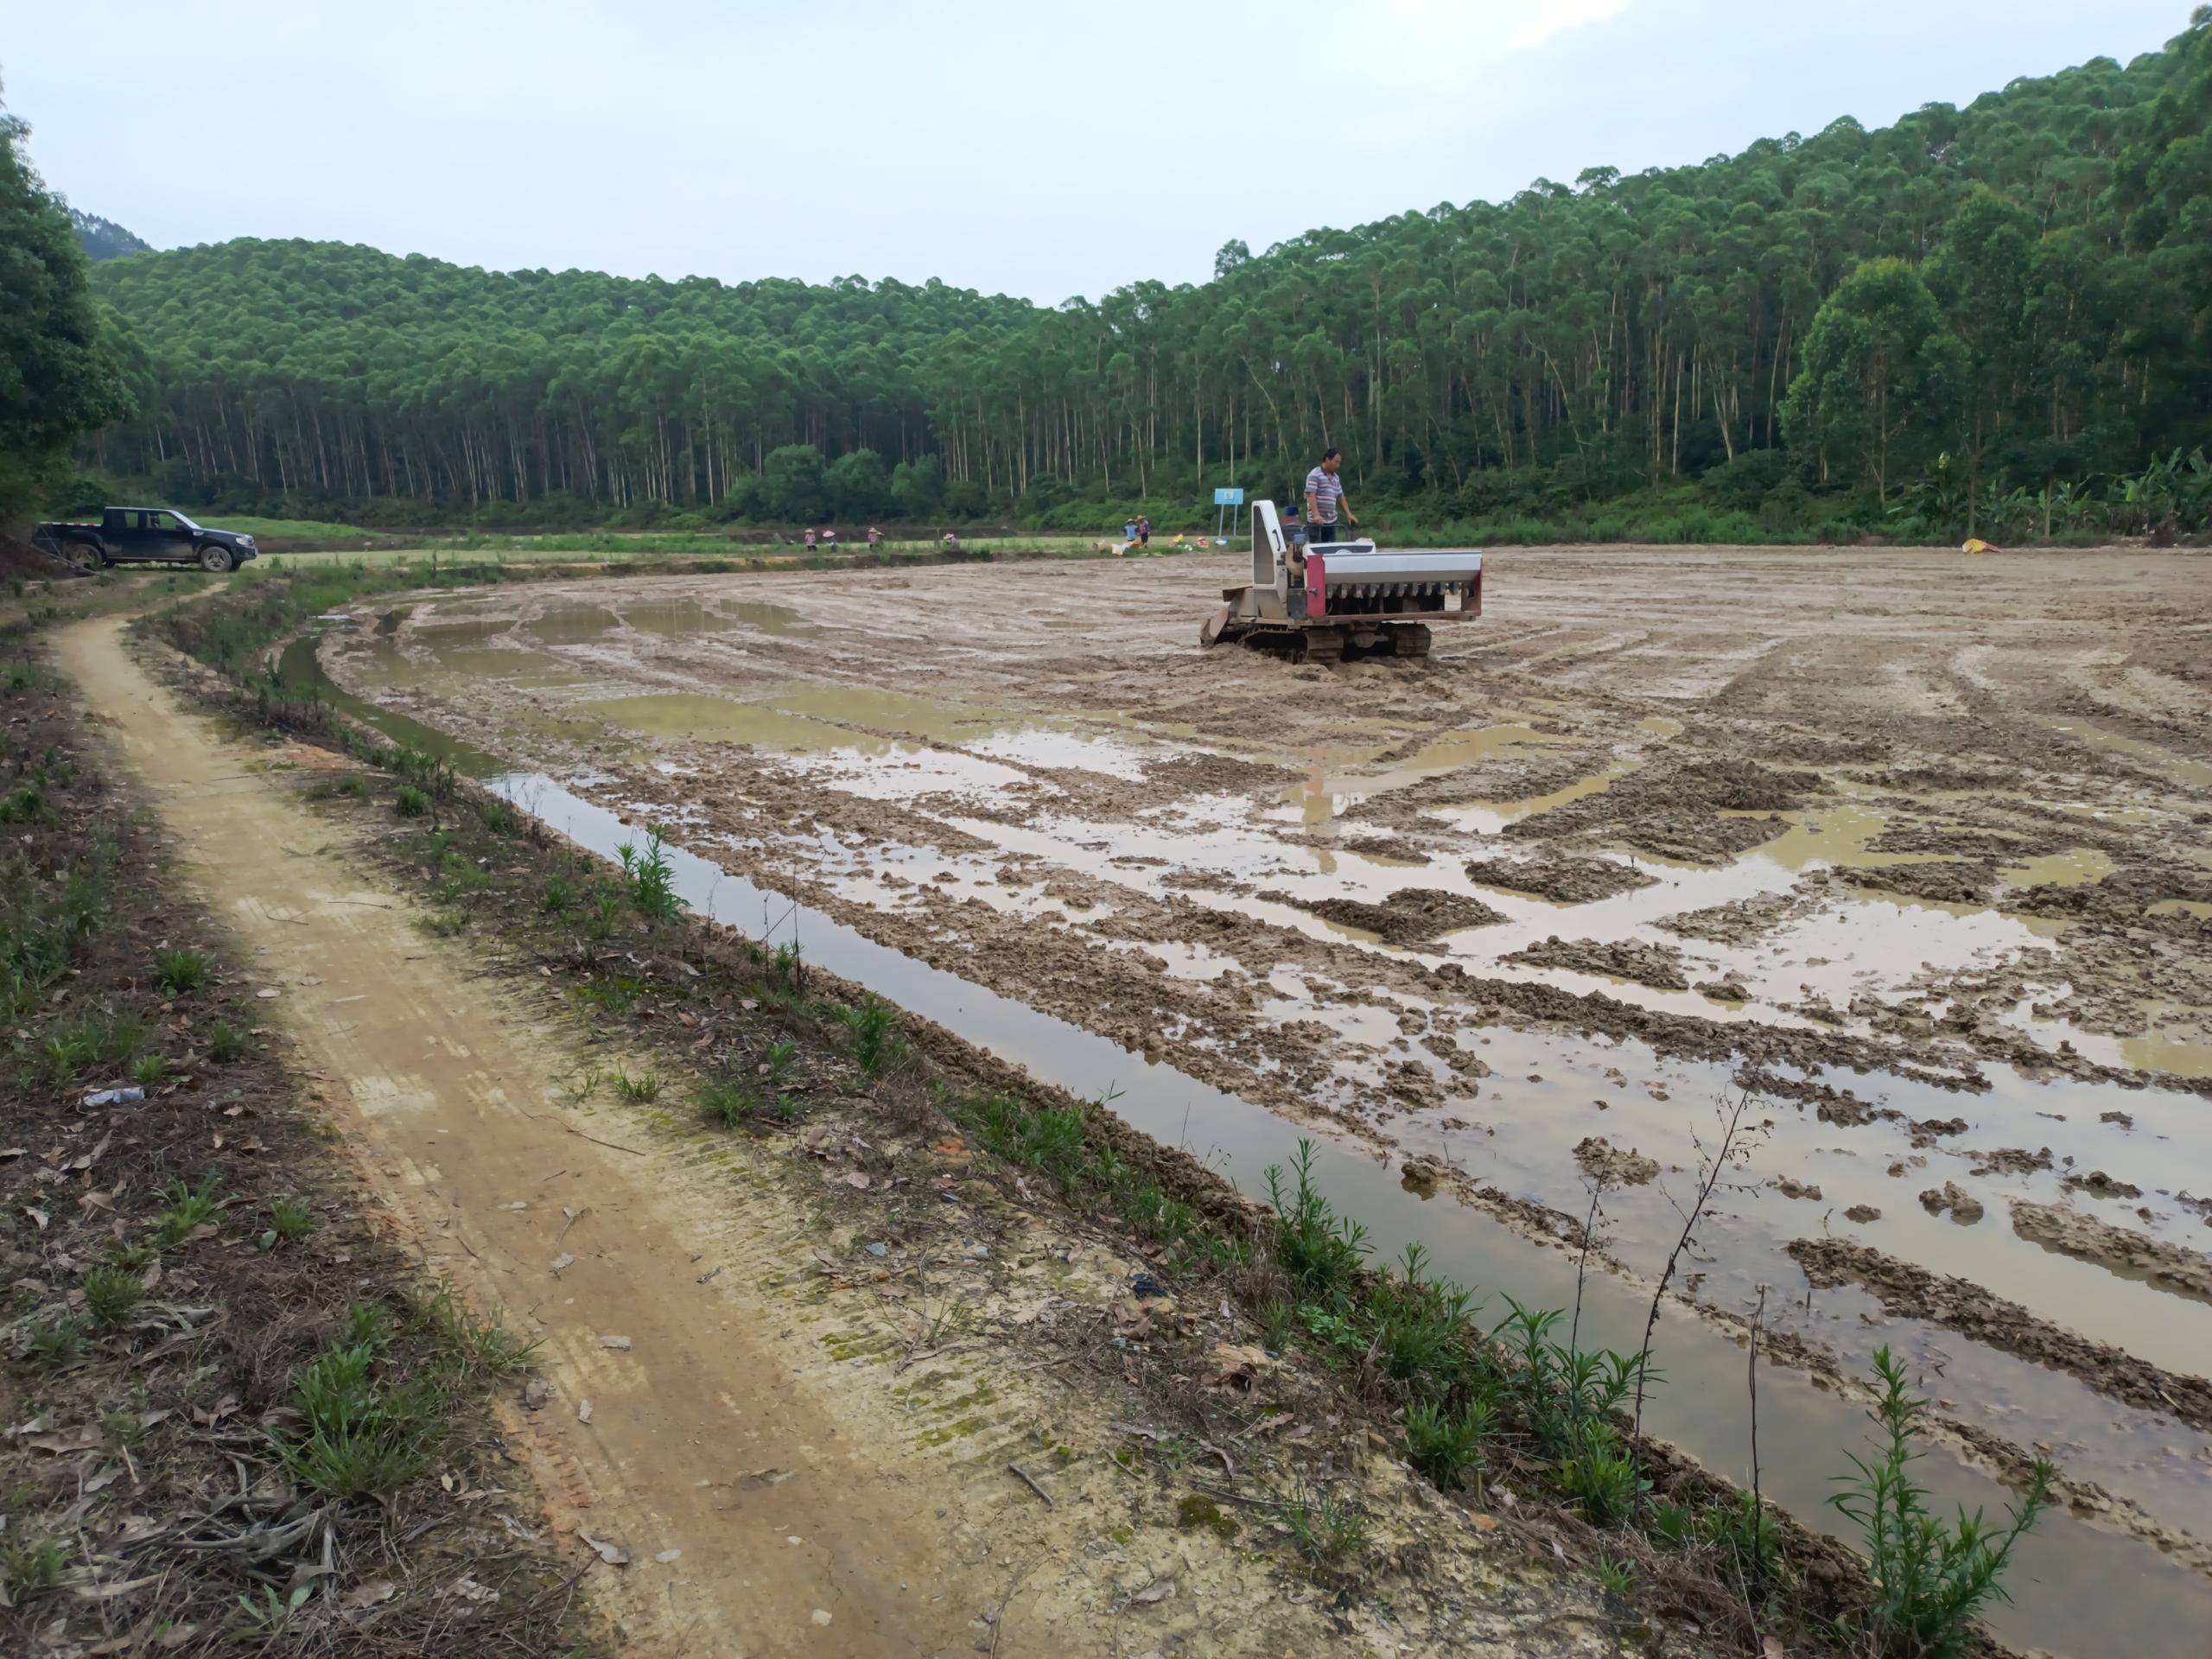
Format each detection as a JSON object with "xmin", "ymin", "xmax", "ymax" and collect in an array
[{"xmin": 32, "ymin": 507, "xmax": 259, "ymax": 573}]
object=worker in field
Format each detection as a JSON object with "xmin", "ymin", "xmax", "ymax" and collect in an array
[
  {"xmin": 1305, "ymin": 448, "xmax": 1357, "ymax": 544},
  {"xmin": 866, "ymin": 526, "xmax": 882, "ymax": 548}
]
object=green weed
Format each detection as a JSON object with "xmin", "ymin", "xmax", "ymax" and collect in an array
[
  {"xmin": 839, "ymin": 995, "xmax": 904, "ymax": 1077},
  {"xmin": 616, "ymin": 830, "xmax": 683, "ymax": 922},
  {"xmin": 1404, "ymin": 1395, "xmax": 1497, "ymax": 1491},
  {"xmin": 1264, "ymin": 1140, "xmax": 1370, "ymax": 1304},
  {"xmin": 1830, "ymin": 1347, "xmax": 2054, "ymax": 1657},
  {"xmin": 0, "ymin": 1535, "xmax": 67, "ymax": 1603},
  {"xmin": 699, "ymin": 1077, "xmax": 759, "ymax": 1127},
  {"xmin": 130, "ymin": 1052, "xmax": 172, "ymax": 1086},
  {"xmin": 270, "ymin": 1196, "xmax": 316, "ymax": 1239},
  {"xmin": 1279, "ymin": 1475, "xmax": 1368, "ymax": 1564},
  {"xmin": 583, "ymin": 887, "xmax": 624, "ymax": 940},
  {"xmin": 207, "ymin": 1020, "xmax": 249, "ymax": 1063},
  {"xmin": 410, "ymin": 1287, "xmax": 537, "ymax": 1384},
  {"xmin": 282, "ymin": 1344, "xmax": 435, "ymax": 1497},
  {"xmin": 236, "ymin": 1583, "xmax": 315, "ymax": 1636},
  {"xmin": 155, "ymin": 946, "xmax": 213, "ymax": 994},
  {"xmin": 613, "ymin": 1071, "xmax": 662, "ymax": 1103},
  {"xmin": 154, "ymin": 1177, "xmax": 223, "ymax": 1247},
  {"xmin": 26, "ymin": 1315, "xmax": 90, "ymax": 1367},
  {"xmin": 82, "ymin": 1262, "xmax": 146, "ymax": 1327},
  {"xmin": 393, "ymin": 784, "xmax": 431, "ymax": 817},
  {"xmin": 0, "ymin": 785, "xmax": 49, "ymax": 823},
  {"xmin": 1558, "ymin": 1417, "xmax": 1649, "ymax": 1526}
]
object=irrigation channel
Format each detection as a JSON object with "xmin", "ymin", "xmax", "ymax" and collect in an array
[{"xmin": 276, "ymin": 626, "xmax": 2212, "ymax": 1656}]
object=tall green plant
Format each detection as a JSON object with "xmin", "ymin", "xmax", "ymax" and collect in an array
[{"xmin": 1829, "ymin": 1348, "xmax": 2054, "ymax": 1657}]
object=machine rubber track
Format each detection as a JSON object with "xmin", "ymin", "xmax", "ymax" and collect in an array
[{"xmin": 1200, "ymin": 617, "xmax": 1430, "ymax": 666}]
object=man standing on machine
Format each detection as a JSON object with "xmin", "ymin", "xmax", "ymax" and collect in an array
[{"xmin": 1303, "ymin": 448, "xmax": 1357, "ymax": 544}]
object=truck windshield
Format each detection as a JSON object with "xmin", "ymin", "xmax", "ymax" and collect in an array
[{"xmin": 167, "ymin": 511, "xmax": 202, "ymax": 532}]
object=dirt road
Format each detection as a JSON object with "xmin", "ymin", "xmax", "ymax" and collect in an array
[
  {"xmin": 55, "ymin": 618, "xmax": 1041, "ymax": 1654},
  {"xmin": 308, "ymin": 543, "xmax": 2212, "ymax": 1582}
]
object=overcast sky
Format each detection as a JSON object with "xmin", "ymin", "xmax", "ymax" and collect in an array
[{"xmin": 4, "ymin": 1, "xmax": 2194, "ymax": 305}]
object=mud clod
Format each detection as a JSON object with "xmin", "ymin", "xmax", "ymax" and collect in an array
[
  {"xmin": 1919, "ymin": 1183, "xmax": 1986, "ymax": 1224},
  {"xmin": 2010, "ymin": 1202, "xmax": 2212, "ymax": 1300},
  {"xmin": 1264, "ymin": 887, "xmax": 1506, "ymax": 944},
  {"xmin": 1788, "ymin": 1238, "xmax": 2212, "ymax": 1432},
  {"xmin": 1573, "ymin": 1136, "xmax": 1659, "ymax": 1186},
  {"xmin": 1462, "ymin": 853, "xmax": 1656, "ymax": 904},
  {"xmin": 1504, "ymin": 935, "xmax": 1693, "ymax": 992}
]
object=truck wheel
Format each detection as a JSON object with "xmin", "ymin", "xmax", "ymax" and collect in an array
[
  {"xmin": 60, "ymin": 540, "xmax": 103, "ymax": 574},
  {"xmin": 198, "ymin": 544, "xmax": 235, "ymax": 574}
]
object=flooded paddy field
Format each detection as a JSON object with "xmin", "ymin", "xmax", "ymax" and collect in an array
[{"xmin": 311, "ymin": 543, "xmax": 2212, "ymax": 1643}]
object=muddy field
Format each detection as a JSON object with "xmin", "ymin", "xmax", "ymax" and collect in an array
[{"xmin": 315, "ymin": 543, "xmax": 2212, "ymax": 1599}]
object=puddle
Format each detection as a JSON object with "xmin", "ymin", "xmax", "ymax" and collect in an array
[
  {"xmin": 2001, "ymin": 848, "xmax": 2117, "ymax": 888},
  {"xmin": 1752, "ymin": 804, "xmax": 1933, "ymax": 873},
  {"xmin": 2050, "ymin": 720, "xmax": 2212, "ymax": 788},
  {"xmin": 1279, "ymin": 721, "xmax": 1572, "ymax": 824},
  {"xmin": 524, "ymin": 602, "xmax": 621, "ymax": 645},
  {"xmin": 623, "ymin": 597, "xmax": 720, "ymax": 637},
  {"xmin": 276, "ymin": 633, "xmax": 505, "ymax": 777},
  {"xmin": 582, "ymin": 693, "xmax": 901, "ymax": 753},
  {"xmin": 1434, "ymin": 761, "xmax": 1637, "ymax": 836},
  {"xmin": 765, "ymin": 683, "xmax": 1004, "ymax": 742},
  {"xmin": 2119, "ymin": 1033, "xmax": 2212, "ymax": 1080},
  {"xmin": 722, "ymin": 600, "xmax": 820, "ymax": 638}
]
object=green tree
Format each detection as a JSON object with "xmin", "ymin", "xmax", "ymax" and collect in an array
[
  {"xmin": 761, "ymin": 443, "xmax": 827, "ymax": 522},
  {"xmin": 0, "ymin": 81, "xmax": 133, "ymax": 524},
  {"xmin": 890, "ymin": 454, "xmax": 945, "ymax": 519},
  {"xmin": 1783, "ymin": 259, "xmax": 1965, "ymax": 505},
  {"xmin": 824, "ymin": 447, "xmax": 890, "ymax": 518}
]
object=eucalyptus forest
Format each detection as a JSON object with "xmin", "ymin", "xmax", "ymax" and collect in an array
[{"xmin": 20, "ymin": 14, "xmax": 2212, "ymax": 539}]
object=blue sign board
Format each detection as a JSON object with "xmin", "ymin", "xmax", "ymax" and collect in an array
[{"xmin": 1212, "ymin": 486, "xmax": 1245, "ymax": 506}]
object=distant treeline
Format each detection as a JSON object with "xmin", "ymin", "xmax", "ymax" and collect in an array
[{"xmin": 41, "ymin": 16, "xmax": 2212, "ymax": 541}]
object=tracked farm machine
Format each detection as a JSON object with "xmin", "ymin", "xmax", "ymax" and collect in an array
[{"xmin": 1198, "ymin": 500, "xmax": 1482, "ymax": 664}]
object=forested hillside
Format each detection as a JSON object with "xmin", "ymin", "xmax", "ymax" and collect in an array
[
  {"xmin": 68, "ymin": 208, "xmax": 151, "ymax": 261},
  {"xmin": 75, "ymin": 14, "xmax": 2212, "ymax": 538}
]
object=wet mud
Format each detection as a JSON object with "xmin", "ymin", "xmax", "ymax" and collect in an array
[{"xmin": 315, "ymin": 543, "xmax": 2212, "ymax": 1590}]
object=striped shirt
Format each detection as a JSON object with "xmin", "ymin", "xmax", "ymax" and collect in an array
[{"xmin": 1305, "ymin": 465, "xmax": 1345, "ymax": 527}]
